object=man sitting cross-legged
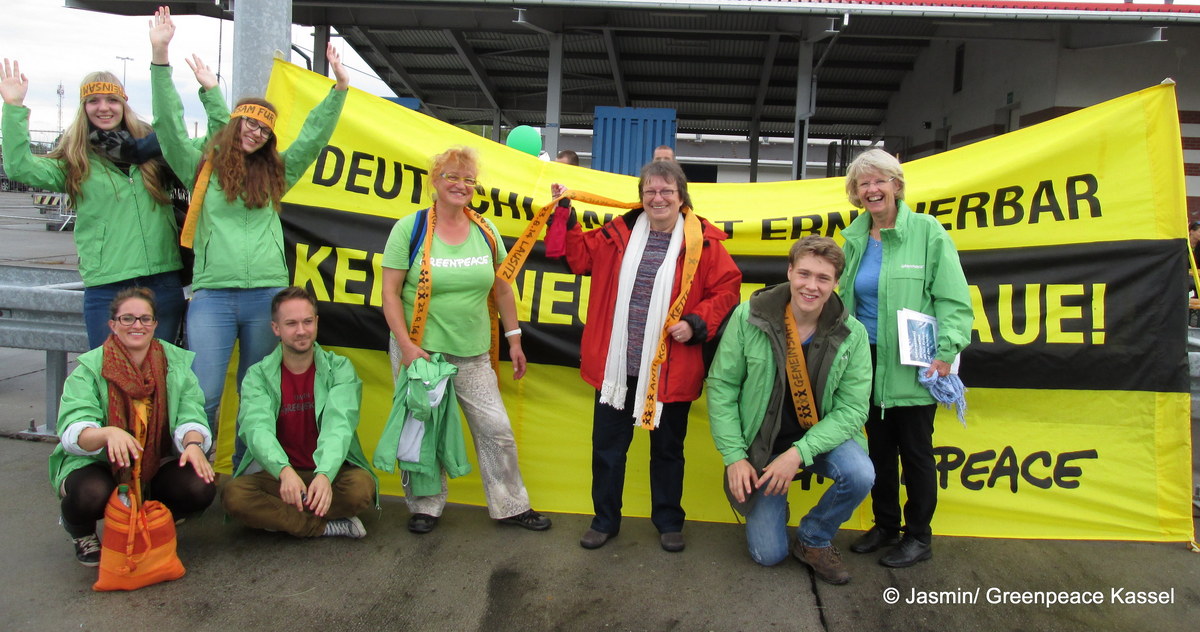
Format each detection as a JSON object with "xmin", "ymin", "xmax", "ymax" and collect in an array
[{"xmin": 223, "ymin": 286, "xmax": 377, "ymax": 538}]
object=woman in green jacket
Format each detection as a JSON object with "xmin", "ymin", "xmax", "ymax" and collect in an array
[
  {"xmin": 838, "ymin": 149, "xmax": 974, "ymax": 568},
  {"xmin": 0, "ymin": 55, "xmax": 226, "ymax": 348},
  {"xmin": 149, "ymin": 7, "xmax": 349, "ymax": 458},
  {"xmin": 50, "ymin": 287, "xmax": 214, "ymax": 567}
]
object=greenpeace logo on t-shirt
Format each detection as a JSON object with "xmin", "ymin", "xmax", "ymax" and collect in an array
[{"xmin": 431, "ymin": 256, "xmax": 492, "ymax": 268}]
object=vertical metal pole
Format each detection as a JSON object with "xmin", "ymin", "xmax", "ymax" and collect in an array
[
  {"xmin": 232, "ymin": 0, "xmax": 293, "ymax": 102},
  {"xmin": 792, "ymin": 40, "xmax": 814, "ymax": 180},
  {"xmin": 43, "ymin": 351, "xmax": 66, "ymax": 435},
  {"xmin": 545, "ymin": 33, "xmax": 564, "ymax": 159},
  {"xmin": 749, "ymin": 121, "xmax": 761, "ymax": 182},
  {"xmin": 313, "ymin": 24, "xmax": 330, "ymax": 77}
]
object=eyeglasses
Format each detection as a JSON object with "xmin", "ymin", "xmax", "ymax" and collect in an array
[
  {"xmin": 440, "ymin": 173, "xmax": 479, "ymax": 187},
  {"xmin": 241, "ymin": 118, "xmax": 273, "ymax": 139},
  {"xmin": 856, "ymin": 177, "xmax": 895, "ymax": 191},
  {"xmin": 114, "ymin": 314, "xmax": 156, "ymax": 326},
  {"xmin": 642, "ymin": 189, "xmax": 677, "ymax": 198}
]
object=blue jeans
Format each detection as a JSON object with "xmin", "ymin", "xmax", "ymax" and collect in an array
[
  {"xmin": 743, "ymin": 440, "xmax": 874, "ymax": 566},
  {"xmin": 83, "ymin": 270, "xmax": 185, "ymax": 348},
  {"xmin": 187, "ymin": 287, "xmax": 283, "ymax": 467}
]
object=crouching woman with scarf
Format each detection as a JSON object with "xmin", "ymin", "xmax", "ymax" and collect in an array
[
  {"xmin": 553, "ymin": 160, "xmax": 742, "ymax": 552},
  {"xmin": 49, "ymin": 287, "xmax": 215, "ymax": 568}
]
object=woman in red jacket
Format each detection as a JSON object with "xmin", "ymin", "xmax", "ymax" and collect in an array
[{"xmin": 554, "ymin": 160, "xmax": 741, "ymax": 552}]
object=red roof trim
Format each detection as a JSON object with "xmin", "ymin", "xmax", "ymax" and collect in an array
[{"xmin": 778, "ymin": 1, "xmax": 1200, "ymax": 15}]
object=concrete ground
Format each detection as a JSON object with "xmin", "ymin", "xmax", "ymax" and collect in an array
[{"xmin": 1, "ymin": 191, "xmax": 1196, "ymax": 631}]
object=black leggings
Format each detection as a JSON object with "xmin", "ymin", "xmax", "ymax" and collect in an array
[{"xmin": 60, "ymin": 462, "xmax": 216, "ymax": 537}]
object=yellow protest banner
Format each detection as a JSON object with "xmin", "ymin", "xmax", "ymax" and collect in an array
[{"xmin": 212, "ymin": 60, "xmax": 1192, "ymax": 543}]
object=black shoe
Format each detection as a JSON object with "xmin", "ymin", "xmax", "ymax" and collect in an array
[
  {"xmin": 498, "ymin": 509, "xmax": 552, "ymax": 531},
  {"xmin": 580, "ymin": 528, "xmax": 613, "ymax": 549},
  {"xmin": 72, "ymin": 533, "xmax": 101, "ymax": 567},
  {"xmin": 879, "ymin": 535, "xmax": 932, "ymax": 568},
  {"xmin": 407, "ymin": 513, "xmax": 439, "ymax": 534},
  {"xmin": 851, "ymin": 526, "xmax": 901, "ymax": 554},
  {"xmin": 660, "ymin": 531, "xmax": 685, "ymax": 552}
]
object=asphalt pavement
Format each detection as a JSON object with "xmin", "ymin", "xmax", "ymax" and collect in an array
[{"xmin": 0, "ymin": 191, "xmax": 1195, "ymax": 632}]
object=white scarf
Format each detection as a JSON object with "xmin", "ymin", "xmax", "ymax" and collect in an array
[{"xmin": 598, "ymin": 212, "xmax": 684, "ymax": 428}]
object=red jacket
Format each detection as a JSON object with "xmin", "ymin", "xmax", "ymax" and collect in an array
[{"xmin": 564, "ymin": 208, "xmax": 743, "ymax": 403}]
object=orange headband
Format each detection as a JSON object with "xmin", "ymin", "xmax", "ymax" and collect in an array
[
  {"xmin": 230, "ymin": 104, "xmax": 277, "ymax": 130},
  {"xmin": 80, "ymin": 82, "xmax": 127, "ymax": 102}
]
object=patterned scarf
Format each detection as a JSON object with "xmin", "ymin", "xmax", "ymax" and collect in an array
[{"xmin": 101, "ymin": 334, "xmax": 169, "ymax": 483}]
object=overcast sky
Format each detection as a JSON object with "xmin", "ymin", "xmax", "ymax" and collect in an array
[{"xmin": 0, "ymin": 0, "xmax": 394, "ymax": 136}]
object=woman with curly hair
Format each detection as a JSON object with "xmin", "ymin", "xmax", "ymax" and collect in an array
[
  {"xmin": 0, "ymin": 54, "xmax": 226, "ymax": 348},
  {"xmin": 149, "ymin": 7, "xmax": 349, "ymax": 458}
]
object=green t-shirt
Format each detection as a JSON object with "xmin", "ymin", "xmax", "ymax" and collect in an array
[{"xmin": 381, "ymin": 211, "xmax": 505, "ymax": 357}]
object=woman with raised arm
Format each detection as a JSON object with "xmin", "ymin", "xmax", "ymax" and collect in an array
[
  {"xmin": 552, "ymin": 160, "xmax": 743, "ymax": 553},
  {"xmin": 149, "ymin": 6, "xmax": 349, "ymax": 459},
  {"xmin": 0, "ymin": 50, "xmax": 227, "ymax": 347}
]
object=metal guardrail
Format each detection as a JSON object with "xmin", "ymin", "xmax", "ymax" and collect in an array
[{"xmin": 0, "ymin": 264, "xmax": 87, "ymax": 435}]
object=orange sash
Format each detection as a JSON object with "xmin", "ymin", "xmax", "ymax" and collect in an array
[
  {"xmin": 407, "ymin": 203, "xmax": 502, "ymax": 371},
  {"xmin": 783, "ymin": 307, "xmax": 820, "ymax": 429}
]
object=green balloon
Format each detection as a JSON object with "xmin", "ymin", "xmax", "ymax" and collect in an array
[{"xmin": 506, "ymin": 125, "xmax": 542, "ymax": 156}]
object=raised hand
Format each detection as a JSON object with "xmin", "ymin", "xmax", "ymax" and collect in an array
[
  {"xmin": 327, "ymin": 42, "xmax": 349, "ymax": 90},
  {"xmin": 0, "ymin": 58, "xmax": 29, "ymax": 106},
  {"xmin": 149, "ymin": 5, "xmax": 175, "ymax": 65},
  {"xmin": 184, "ymin": 54, "xmax": 218, "ymax": 90}
]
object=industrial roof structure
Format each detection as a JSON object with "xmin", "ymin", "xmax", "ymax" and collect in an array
[{"xmin": 67, "ymin": 1, "xmax": 1200, "ymax": 142}]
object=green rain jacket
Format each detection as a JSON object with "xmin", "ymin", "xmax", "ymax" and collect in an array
[
  {"xmin": 838, "ymin": 200, "xmax": 974, "ymax": 408},
  {"xmin": 234, "ymin": 343, "xmax": 378, "ymax": 503},
  {"xmin": 707, "ymin": 283, "xmax": 871, "ymax": 470},
  {"xmin": 151, "ymin": 63, "xmax": 346, "ymax": 290},
  {"xmin": 374, "ymin": 354, "xmax": 471, "ymax": 497},
  {"xmin": 48, "ymin": 341, "xmax": 210, "ymax": 494},
  {"xmin": 1, "ymin": 85, "xmax": 227, "ymax": 286}
]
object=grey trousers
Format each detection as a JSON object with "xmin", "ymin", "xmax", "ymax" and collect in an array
[{"xmin": 390, "ymin": 341, "xmax": 533, "ymax": 519}]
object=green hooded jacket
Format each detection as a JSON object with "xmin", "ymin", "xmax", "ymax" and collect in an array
[
  {"xmin": 48, "ymin": 341, "xmax": 211, "ymax": 494},
  {"xmin": 234, "ymin": 343, "xmax": 378, "ymax": 504},
  {"xmin": 373, "ymin": 354, "xmax": 472, "ymax": 497},
  {"xmin": 707, "ymin": 283, "xmax": 872, "ymax": 475}
]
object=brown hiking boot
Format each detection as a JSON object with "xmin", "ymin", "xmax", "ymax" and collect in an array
[{"xmin": 791, "ymin": 540, "xmax": 851, "ymax": 585}]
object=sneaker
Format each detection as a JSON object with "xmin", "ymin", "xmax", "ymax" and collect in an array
[
  {"xmin": 72, "ymin": 533, "xmax": 101, "ymax": 567},
  {"xmin": 323, "ymin": 516, "xmax": 367, "ymax": 539},
  {"xmin": 660, "ymin": 531, "xmax": 685, "ymax": 553},
  {"xmin": 408, "ymin": 513, "xmax": 439, "ymax": 534},
  {"xmin": 791, "ymin": 540, "xmax": 851, "ymax": 585},
  {"xmin": 498, "ymin": 509, "xmax": 552, "ymax": 531}
]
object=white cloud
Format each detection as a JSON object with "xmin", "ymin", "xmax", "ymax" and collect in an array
[{"xmin": 1, "ymin": 0, "xmax": 393, "ymax": 135}]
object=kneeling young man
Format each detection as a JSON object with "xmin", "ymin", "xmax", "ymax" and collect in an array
[
  {"xmin": 223, "ymin": 287, "xmax": 377, "ymax": 538},
  {"xmin": 707, "ymin": 236, "xmax": 874, "ymax": 584}
]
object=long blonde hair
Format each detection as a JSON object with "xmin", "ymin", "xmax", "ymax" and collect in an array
[{"xmin": 46, "ymin": 71, "xmax": 169, "ymax": 207}]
